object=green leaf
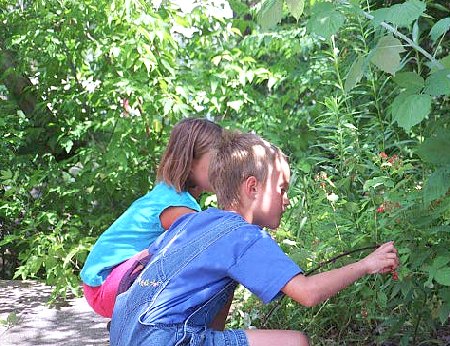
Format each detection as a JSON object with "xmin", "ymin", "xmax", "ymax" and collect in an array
[
  {"xmin": 417, "ymin": 129, "xmax": 450, "ymax": 165},
  {"xmin": 286, "ymin": 0, "xmax": 305, "ymax": 21},
  {"xmin": 391, "ymin": 93, "xmax": 431, "ymax": 132},
  {"xmin": 363, "ymin": 176, "xmax": 394, "ymax": 191},
  {"xmin": 227, "ymin": 100, "xmax": 244, "ymax": 111},
  {"xmin": 0, "ymin": 169, "xmax": 13, "ymax": 181},
  {"xmin": 430, "ymin": 17, "xmax": 450, "ymax": 43},
  {"xmin": 378, "ymin": 290, "xmax": 387, "ymax": 307},
  {"xmin": 307, "ymin": 2, "xmax": 345, "ymax": 40},
  {"xmin": 370, "ymin": 35, "xmax": 405, "ymax": 75},
  {"xmin": 392, "ymin": 71, "xmax": 424, "ymax": 92},
  {"xmin": 423, "ymin": 168, "xmax": 450, "ymax": 205},
  {"xmin": 426, "ymin": 55, "xmax": 450, "ymax": 73},
  {"xmin": 371, "ymin": 0, "xmax": 426, "ymax": 28},
  {"xmin": 432, "ymin": 256, "xmax": 450, "ymax": 269},
  {"xmin": 370, "ymin": 36, "xmax": 405, "ymax": 75},
  {"xmin": 344, "ymin": 56, "xmax": 366, "ymax": 92},
  {"xmin": 423, "ymin": 69, "xmax": 450, "ymax": 96},
  {"xmin": 61, "ymin": 139, "xmax": 74, "ymax": 153},
  {"xmin": 439, "ymin": 302, "xmax": 450, "ymax": 324},
  {"xmin": 435, "ymin": 267, "xmax": 450, "ymax": 286},
  {"xmin": 257, "ymin": 0, "xmax": 283, "ymax": 31}
]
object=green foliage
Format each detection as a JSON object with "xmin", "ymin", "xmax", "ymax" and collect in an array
[
  {"xmin": 257, "ymin": 0, "xmax": 284, "ymax": 31},
  {"xmin": 430, "ymin": 17, "xmax": 450, "ymax": 42},
  {"xmin": 307, "ymin": 2, "xmax": 345, "ymax": 39},
  {"xmin": 1, "ymin": 0, "xmax": 450, "ymax": 344},
  {"xmin": 371, "ymin": 0, "xmax": 426, "ymax": 28},
  {"xmin": 236, "ymin": 0, "xmax": 450, "ymax": 343},
  {"xmin": 370, "ymin": 35, "xmax": 405, "ymax": 75},
  {"xmin": 0, "ymin": 312, "xmax": 22, "ymax": 328}
]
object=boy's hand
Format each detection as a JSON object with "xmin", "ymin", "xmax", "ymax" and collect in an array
[{"xmin": 361, "ymin": 241, "xmax": 399, "ymax": 275}]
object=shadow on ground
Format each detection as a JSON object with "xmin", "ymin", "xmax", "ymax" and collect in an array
[{"xmin": 0, "ymin": 280, "xmax": 109, "ymax": 346}]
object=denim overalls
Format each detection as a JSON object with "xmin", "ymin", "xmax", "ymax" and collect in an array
[{"xmin": 110, "ymin": 212, "xmax": 249, "ymax": 346}]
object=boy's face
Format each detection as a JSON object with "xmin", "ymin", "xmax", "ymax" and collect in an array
[{"xmin": 253, "ymin": 156, "xmax": 290, "ymax": 229}]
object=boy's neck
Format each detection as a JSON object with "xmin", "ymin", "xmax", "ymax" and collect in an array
[{"xmin": 225, "ymin": 201, "xmax": 255, "ymax": 225}]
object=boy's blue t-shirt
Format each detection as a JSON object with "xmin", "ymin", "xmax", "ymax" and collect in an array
[
  {"xmin": 140, "ymin": 208, "xmax": 303, "ymax": 324},
  {"xmin": 80, "ymin": 182, "xmax": 201, "ymax": 287}
]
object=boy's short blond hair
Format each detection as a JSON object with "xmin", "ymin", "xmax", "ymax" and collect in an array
[{"xmin": 209, "ymin": 130, "xmax": 286, "ymax": 209}]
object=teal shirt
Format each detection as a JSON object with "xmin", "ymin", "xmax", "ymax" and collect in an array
[{"xmin": 80, "ymin": 182, "xmax": 201, "ymax": 286}]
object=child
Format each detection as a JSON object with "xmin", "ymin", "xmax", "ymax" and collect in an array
[
  {"xmin": 110, "ymin": 131, "xmax": 399, "ymax": 346},
  {"xmin": 80, "ymin": 117, "xmax": 223, "ymax": 318}
]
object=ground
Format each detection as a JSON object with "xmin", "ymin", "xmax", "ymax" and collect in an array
[{"xmin": 0, "ymin": 280, "xmax": 109, "ymax": 346}]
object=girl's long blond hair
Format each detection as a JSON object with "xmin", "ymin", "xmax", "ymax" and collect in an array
[{"xmin": 156, "ymin": 118, "xmax": 222, "ymax": 192}]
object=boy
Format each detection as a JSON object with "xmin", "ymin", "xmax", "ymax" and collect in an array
[{"xmin": 110, "ymin": 131, "xmax": 399, "ymax": 346}]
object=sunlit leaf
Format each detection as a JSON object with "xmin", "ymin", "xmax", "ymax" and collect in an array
[
  {"xmin": 430, "ymin": 18, "xmax": 450, "ymax": 43},
  {"xmin": 306, "ymin": 2, "xmax": 345, "ymax": 40},
  {"xmin": 423, "ymin": 69, "xmax": 450, "ymax": 96},
  {"xmin": 286, "ymin": 0, "xmax": 305, "ymax": 21},
  {"xmin": 363, "ymin": 176, "xmax": 394, "ymax": 191},
  {"xmin": 227, "ymin": 100, "xmax": 244, "ymax": 111},
  {"xmin": 257, "ymin": 0, "xmax": 283, "ymax": 31},
  {"xmin": 370, "ymin": 36, "xmax": 405, "ymax": 75},
  {"xmin": 412, "ymin": 20, "xmax": 419, "ymax": 43},
  {"xmin": 344, "ymin": 56, "xmax": 366, "ymax": 92},
  {"xmin": 435, "ymin": 267, "xmax": 450, "ymax": 286},
  {"xmin": 392, "ymin": 71, "xmax": 424, "ymax": 92},
  {"xmin": 392, "ymin": 93, "xmax": 431, "ymax": 132},
  {"xmin": 371, "ymin": 0, "xmax": 426, "ymax": 28}
]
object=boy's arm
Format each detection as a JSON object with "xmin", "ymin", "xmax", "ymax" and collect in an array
[{"xmin": 282, "ymin": 241, "xmax": 399, "ymax": 307}]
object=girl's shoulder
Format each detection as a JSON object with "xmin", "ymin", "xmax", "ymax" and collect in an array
[{"xmin": 143, "ymin": 182, "xmax": 186, "ymax": 199}]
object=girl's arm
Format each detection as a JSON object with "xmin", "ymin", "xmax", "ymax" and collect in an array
[
  {"xmin": 160, "ymin": 206, "xmax": 197, "ymax": 230},
  {"xmin": 282, "ymin": 241, "xmax": 399, "ymax": 307},
  {"xmin": 209, "ymin": 292, "xmax": 234, "ymax": 331}
]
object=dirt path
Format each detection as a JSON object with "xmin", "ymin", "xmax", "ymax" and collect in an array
[{"xmin": 0, "ymin": 280, "xmax": 109, "ymax": 345}]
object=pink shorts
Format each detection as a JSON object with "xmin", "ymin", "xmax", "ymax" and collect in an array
[{"xmin": 83, "ymin": 249, "xmax": 150, "ymax": 318}]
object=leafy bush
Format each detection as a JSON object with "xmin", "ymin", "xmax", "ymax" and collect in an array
[{"xmin": 1, "ymin": 0, "xmax": 449, "ymax": 343}]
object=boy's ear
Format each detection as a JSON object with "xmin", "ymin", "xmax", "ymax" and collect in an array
[{"xmin": 243, "ymin": 176, "xmax": 258, "ymax": 197}]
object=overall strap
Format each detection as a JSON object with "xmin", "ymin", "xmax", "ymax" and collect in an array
[
  {"xmin": 137, "ymin": 212, "xmax": 246, "ymax": 323},
  {"xmin": 162, "ymin": 216, "xmax": 245, "ymax": 280}
]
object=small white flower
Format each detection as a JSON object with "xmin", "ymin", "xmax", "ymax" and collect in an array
[
  {"xmin": 282, "ymin": 239, "xmax": 297, "ymax": 246},
  {"xmin": 82, "ymin": 77, "xmax": 101, "ymax": 93},
  {"xmin": 327, "ymin": 192, "xmax": 339, "ymax": 203}
]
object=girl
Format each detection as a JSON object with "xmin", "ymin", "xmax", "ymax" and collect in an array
[{"xmin": 80, "ymin": 117, "xmax": 222, "ymax": 318}]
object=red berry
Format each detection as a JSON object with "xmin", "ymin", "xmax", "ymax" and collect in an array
[
  {"xmin": 391, "ymin": 271, "xmax": 398, "ymax": 281},
  {"xmin": 388, "ymin": 154, "xmax": 399, "ymax": 164}
]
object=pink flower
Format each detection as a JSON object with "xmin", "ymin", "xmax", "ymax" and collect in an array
[{"xmin": 376, "ymin": 205, "xmax": 385, "ymax": 213}]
